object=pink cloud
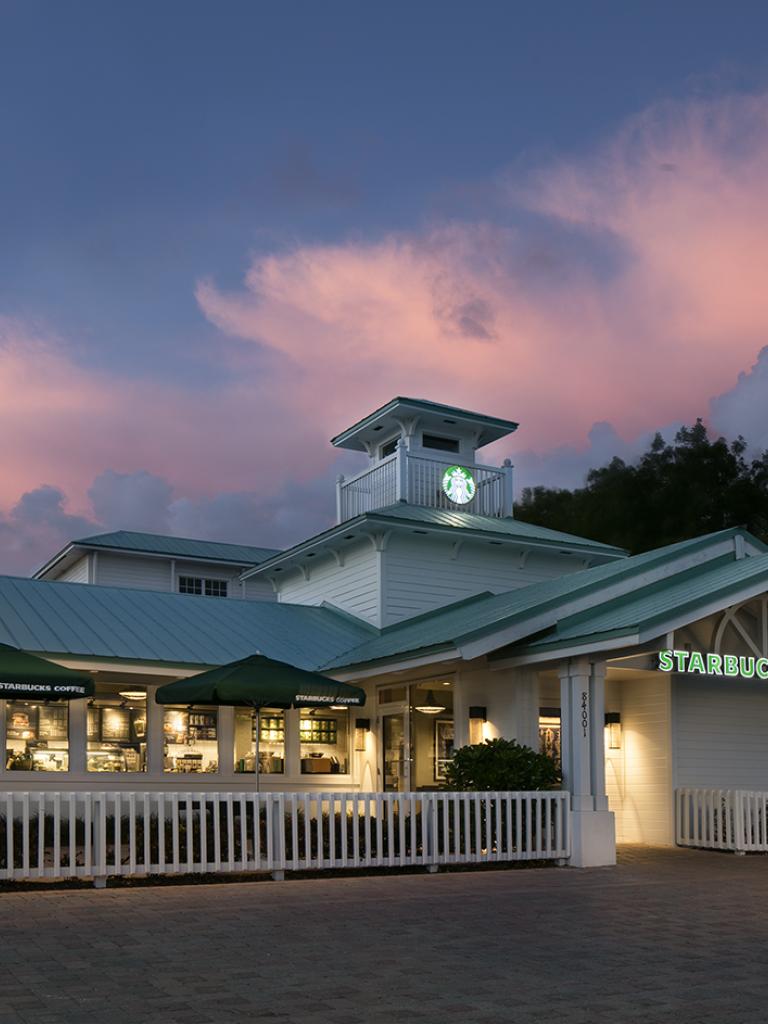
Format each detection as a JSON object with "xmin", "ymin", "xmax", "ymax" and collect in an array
[
  {"xmin": 199, "ymin": 92, "xmax": 768, "ymax": 458},
  {"xmin": 4, "ymin": 90, "xmax": 768, "ymax": 575}
]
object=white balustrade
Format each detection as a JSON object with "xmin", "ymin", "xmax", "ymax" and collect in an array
[
  {"xmin": 337, "ymin": 450, "xmax": 511, "ymax": 522},
  {"xmin": 0, "ymin": 789, "xmax": 570, "ymax": 883},
  {"xmin": 676, "ymin": 787, "xmax": 768, "ymax": 852}
]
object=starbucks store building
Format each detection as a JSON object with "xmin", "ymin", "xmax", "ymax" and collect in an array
[{"xmin": 2, "ymin": 396, "xmax": 768, "ymax": 868}]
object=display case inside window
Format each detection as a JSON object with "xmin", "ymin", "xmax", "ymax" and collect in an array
[
  {"xmin": 87, "ymin": 685, "xmax": 148, "ymax": 772},
  {"xmin": 6, "ymin": 701, "xmax": 69, "ymax": 771},
  {"xmin": 163, "ymin": 706, "xmax": 218, "ymax": 772},
  {"xmin": 300, "ymin": 708, "xmax": 349, "ymax": 774},
  {"xmin": 539, "ymin": 708, "xmax": 561, "ymax": 766},
  {"xmin": 234, "ymin": 708, "xmax": 285, "ymax": 774}
]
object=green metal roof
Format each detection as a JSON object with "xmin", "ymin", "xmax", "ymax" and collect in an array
[
  {"xmin": 322, "ymin": 528, "xmax": 761, "ymax": 669},
  {"xmin": 0, "ymin": 576, "xmax": 373, "ymax": 670},
  {"xmin": 520, "ymin": 553, "xmax": 768, "ymax": 654},
  {"xmin": 72, "ymin": 531, "xmax": 280, "ymax": 565},
  {"xmin": 243, "ymin": 504, "xmax": 625, "ymax": 580},
  {"xmin": 367, "ymin": 505, "xmax": 626, "ymax": 553},
  {"xmin": 331, "ymin": 396, "xmax": 519, "ymax": 450}
]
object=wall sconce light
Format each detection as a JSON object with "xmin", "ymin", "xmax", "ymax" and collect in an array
[
  {"xmin": 604, "ymin": 711, "xmax": 622, "ymax": 750},
  {"xmin": 354, "ymin": 718, "xmax": 370, "ymax": 751},
  {"xmin": 468, "ymin": 706, "xmax": 487, "ymax": 745}
]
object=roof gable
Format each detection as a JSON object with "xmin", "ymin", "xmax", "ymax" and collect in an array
[{"xmin": 322, "ymin": 528, "xmax": 763, "ymax": 669}]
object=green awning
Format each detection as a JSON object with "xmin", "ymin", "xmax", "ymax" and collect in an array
[
  {"xmin": 155, "ymin": 653, "xmax": 366, "ymax": 709},
  {"xmin": 0, "ymin": 644, "xmax": 94, "ymax": 699}
]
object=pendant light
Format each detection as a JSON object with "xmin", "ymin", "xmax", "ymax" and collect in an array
[{"xmin": 414, "ymin": 691, "xmax": 446, "ymax": 715}]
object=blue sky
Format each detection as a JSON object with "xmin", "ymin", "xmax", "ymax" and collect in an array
[{"xmin": 2, "ymin": 1, "xmax": 768, "ymax": 571}]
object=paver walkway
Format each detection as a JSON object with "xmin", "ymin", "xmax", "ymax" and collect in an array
[{"xmin": 0, "ymin": 846, "xmax": 766, "ymax": 1023}]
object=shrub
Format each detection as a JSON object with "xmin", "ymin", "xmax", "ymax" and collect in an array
[{"xmin": 443, "ymin": 737, "xmax": 561, "ymax": 792}]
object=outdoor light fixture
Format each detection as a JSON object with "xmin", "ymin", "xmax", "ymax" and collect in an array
[
  {"xmin": 468, "ymin": 706, "xmax": 487, "ymax": 745},
  {"xmin": 414, "ymin": 691, "xmax": 446, "ymax": 715},
  {"xmin": 330, "ymin": 704, "xmax": 347, "ymax": 711},
  {"xmin": 354, "ymin": 718, "xmax": 370, "ymax": 751},
  {"xmin": 605, "ymin": 711, "xmax": 622, "ymax": 750}
]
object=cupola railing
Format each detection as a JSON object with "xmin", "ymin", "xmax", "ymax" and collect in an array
[{"xmin": 336, "ymin": 441, "xmax": 514, "ymax": 523}]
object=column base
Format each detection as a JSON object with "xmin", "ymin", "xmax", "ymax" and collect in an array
[{"xmin": 569, "ymin": 809, "xmax": 616, "ymax": 867}]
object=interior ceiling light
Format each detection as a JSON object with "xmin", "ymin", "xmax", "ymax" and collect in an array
[
  {"xmin": 119, "ymin": 691, "xmax": 147, "ymax": 700},
  {"xmin": 414, "ymin": 691, "xmax": 446, "ymax": 715}
]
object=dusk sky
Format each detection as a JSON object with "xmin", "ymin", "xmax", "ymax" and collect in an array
[{"xmin": 3, "ymin": 1, "xmax": 768, "ymax": 573}]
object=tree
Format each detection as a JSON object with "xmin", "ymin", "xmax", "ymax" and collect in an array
[{"xmin": 515, "ymin": 421, "xmax": 768, "ymax": 554}]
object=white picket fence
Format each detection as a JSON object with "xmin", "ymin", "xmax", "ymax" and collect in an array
[
  {"xmin": 676, "ymin": 788, "xmax": 768, "ymax": 853},
  {"xmin": 0, "ymin": 789, "xmax": 570, "ymax": 883}
]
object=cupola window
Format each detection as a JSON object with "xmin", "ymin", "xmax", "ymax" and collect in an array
[{"xmin": 422, "ymin": 433, "xmax": 459, "ymax": 453}]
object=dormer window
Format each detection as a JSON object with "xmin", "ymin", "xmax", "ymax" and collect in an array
[
  {"xmin": 422, "ymin": 433, "xmax": 459, "ymax": 453},
  {"xmin": 178, "ymin": 576, "xmax": 228, "ymax": 598}
]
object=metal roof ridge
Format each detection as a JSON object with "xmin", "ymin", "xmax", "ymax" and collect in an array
[{"xmin": 330, "ymin": 396, "xmax": 519, "ymax": 446}]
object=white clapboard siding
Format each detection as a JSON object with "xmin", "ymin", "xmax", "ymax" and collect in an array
[
  {"xmin": 95, "ymin": 554, "xmax": 173, "ymax": 591},
  {"xmin": 382, "ymin": 535, "xmax": 578, "ymax": 626},
  {"xmin": 241, "ymin": 577, "xmax": 276, "ymax": 602},
  {"xmin": 608, "ymin": 674, "xmax": 673, "ymax": 845},
  {"xmin": 58, "ymin": 557, "xmax": 90, "ymax": 584},
  {"xmin": 673, "ymin": 677, "xmax": 768, "ymax": 790},
  {"xmin": 0, "ymin": 790, "xmax": 571, "ymax": 882},
  {"xmin": 278, "ymin": 542, "xmax": 380, "ymax": 625}
]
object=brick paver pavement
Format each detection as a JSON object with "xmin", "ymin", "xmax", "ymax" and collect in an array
[{"xmin": 0, "ymin": 845, "xmax": 766, "ymax": 1024}]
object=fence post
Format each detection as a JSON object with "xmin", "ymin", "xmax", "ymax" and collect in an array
[
  {"xmin": 734, "ymin": 791, "xmax": 747, "ymax": 856},
  {"xmin": 92, "ymin": 793, "xmax": 108, "ymax": 889},
  {"xmin": 270, "ymin": 795, "xmax": 286, "ymax": 880},
  {"xmin": 424, "ymin": 793, "xmax": 438, "ymax": 873},
  {"xmin": 501, "ymin": 459, "xmax": 514, "ymax": 517}
]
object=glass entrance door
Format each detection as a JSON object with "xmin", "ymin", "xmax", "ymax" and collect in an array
[{"xmin": 382, "ymin": 712, "xmax": 409, "ymax": 792}]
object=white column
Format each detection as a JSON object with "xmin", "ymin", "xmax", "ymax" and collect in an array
[
  {"xmin": 217, "ymin": 706, "xmax": 235, "ymax": 778},
  {"xmin": 559, "ymin": 659, "xmax": 593, "ymax": 811},
  {"xmin": 590, "ymin": 661, "xmax": 609, "ymax": 812},
  {"xmin": 559, "ymin": 657, "xmax": 615, "ymax": 867},
  {"xmin": 69, "ymin": 698, "xmax": 88, "ymax": 774},
  {"xmin": 147, "ymin": 685, "xmax": 165, "ymax": 778},
  {"xmin": 395, "ymin": 439, "xmax": 408, "ymax": 503},
  {"xmin": 513, "ymin": 669, "xmax": 539, "ymax": 750}
]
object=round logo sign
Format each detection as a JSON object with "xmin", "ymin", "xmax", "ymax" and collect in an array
[{"xmin": 442, "ymin": 465, "xmax": 476, "ymax": 505}]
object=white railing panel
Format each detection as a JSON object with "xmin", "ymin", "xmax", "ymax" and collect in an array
[
  {"xmin": 676, "ymin": 788, "xmax": 768, "ymax": 853},
  {"xmin": 0, "ymin": 790, "xmax": 570, "ymax": 882}
]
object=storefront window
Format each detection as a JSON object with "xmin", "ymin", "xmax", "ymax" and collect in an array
[
  {"xmin": 163, "ymin": 706, "xmax": 218, "ymax": 773},
  {"xmin": 300, "ymin": 708, "xmax": 349, "ymax": 774},
  {"xmin": 411, "ymin": 679, "xmax": 454, "ymax": 788},
  {"xmin": 234, "ymin": 708, "xmax": 285, "ymax": 774},
  {"xmin": 6, "ymin": 701, "xmax": 69, "ymax": 771},
  {"xmin": 87, "ymin": 685, "xmax": 148, "ymax": 772}
]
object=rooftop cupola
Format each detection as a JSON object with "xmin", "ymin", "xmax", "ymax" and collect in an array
[{"xmin": 331, "ymin": 397, "xmax": 518, "ymax": 523}]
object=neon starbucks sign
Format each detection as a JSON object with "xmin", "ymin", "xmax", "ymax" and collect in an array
[
  {"xmin": 442, "ymin": 465, "xmax": 476, "ymax": 505},
  {"xmin": 658, "ymin": 649, "xmax": 768, "ymax": 680}
]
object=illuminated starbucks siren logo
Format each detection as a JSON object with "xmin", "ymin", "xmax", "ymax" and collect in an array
[{"xmin": 442, "ymin": 465, "xmax": 476, "ymax": 505}]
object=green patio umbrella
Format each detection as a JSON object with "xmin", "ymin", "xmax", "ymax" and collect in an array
[
  {"xmin": 0, "ymin": 643, "xmax": 94, "ymax": 699},
  {"xmin": 155, "ymin": 653, "xmax": 365, "ymax": 787}
]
